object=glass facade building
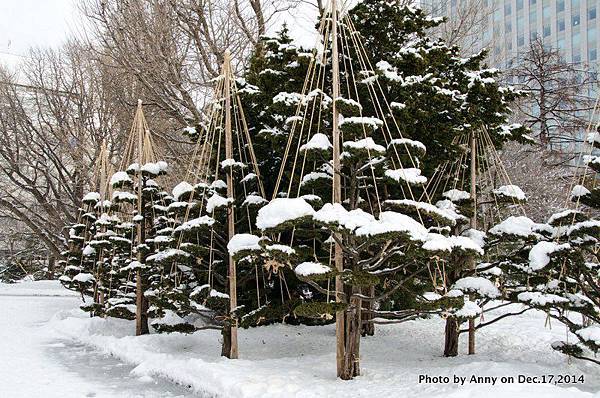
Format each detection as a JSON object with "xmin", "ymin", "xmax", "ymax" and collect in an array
[{"xmin": 426, "ymin": 0, "xmax": 600, "ymax": 70}]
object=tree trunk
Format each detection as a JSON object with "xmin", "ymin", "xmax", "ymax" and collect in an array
[
  {"xmin": 468, "ymin": 318, "xmax": 475, "ymax": 355},
  {"xmin": 340, "ymin": 286, "xmax": 361, "ymax": 380},
  {"xmin": 221, "ymin": 323, "xmax": 232, "ymax": 357},
  {"xmin": 444, "ymin": 317, "xmax": 459, "ymax": 357},
  {"xmin": 361, "ymin": 285, "xmax": 375, "ymax": 336},
  {"xmin": 135, "ymin": 269, "xmax": 149, "ymax": 335},
  {"xmin": 47, "ymin": 255, "xmax": 56, "ymax": 279}
]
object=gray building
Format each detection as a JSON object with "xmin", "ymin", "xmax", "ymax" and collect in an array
[
  {"xmin": 426, "ymin": 0, "xmax": 599, "ymax": 69},
  {"xmin": 425, "ymin": 1, "xmax": 600, "ymax": 154}
]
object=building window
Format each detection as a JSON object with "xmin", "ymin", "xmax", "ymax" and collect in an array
[
  {"xmin": 518, "ymin": 34, "xmax": 525, "ymax": 46},
  {"xmin": 557, "ymin": 0, "xmax": 565, "ymax": 13},
  {"xmin": 530, "ymin": 10, "xmax": 537, "ymax": 25},
  {"xmin": 590, "ymin": 8, "xmax": 597, "ymax": 20},
  {"xmin": 517, "ymin": 0, "xmax": 523, "ymax": 10},
  {"xmin": 572, "ymin": 14, "xmax": 581, "ymax": 26},
  {"xmin": 530, "ymin": 0, "xmax": 536, "ymax": 5},
  {"xmin": 573, "ymin": 31, "xmax": 581, "ymax": 56},
  {"xmin": 531, "ymin": 31, "xmax": 538, "ymax": 40},
  {"xmin": 558, "ymin": 19, "xmax": 565, "ymax": 32},
  {"xmin": 573, "ymin": 54, "xmax": 581, "ymax": 63},
  {"xmin": 506, "ymin": 21, "xmax": 512, "ymax": 33},
  {"xmin": 543, "ymin": 24, "xmax": 551, "ymax": 37},
  {"xmin": 590, "ymin": 47, "xmax": 598, "ymax": 61},
  {"xmin": 505, "ymin": 3, "xmax": 511, "ymax": 16},
  {"xmin": 518, "ymin": 15, "xmax": 525, "ymax": 31},
  {"xmin": 542, "ymin": 6, "xmax": 550, "ymax": 19},
  {"xmin": 589, "ymin": 26, "xmax": 598, "ymax": 41}
]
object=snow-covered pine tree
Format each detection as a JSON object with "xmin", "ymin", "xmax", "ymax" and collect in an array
[
  {"xmin": 61, "ymin": 191, "xmax": 109, "ymax": 314},
  {"xmin": 341, "ymin": 0, "xmax": 535, "ymax": 354},
  {"xmin": 147, "ymin": 52, "xmax": 272, "ymax": 359},
  {"xmin": 422, "ymin": 126, "xmax": 542, "ymax": 357},
  {"xmin": 106, "ymin": 159, "xmax": 171, "ymax": 328},
  {"xmin": 250, "ymin": 1, "xmax": 494, "ymax": 380},
  {"xmin": 59, "ymin": 130, "xmax": 171, "ymax": 328},
  {"xmin": 515, "ymin": 129, "xmax": 600, "ymax": 364},
  {"xmin": 61, "ymin": 141, "xmax": 117, "ymax": 317},
  {"xmin": 238, "ymin": 2, "xmax": 531, "ymax": 346}
]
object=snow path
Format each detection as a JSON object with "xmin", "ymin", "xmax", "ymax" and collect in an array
[
  {"xmin": 0, "ymin": 281, "xmax": 199, "ymax": 398},
  {"xmin": 4, "ymin": 280, "xmax": 600, "ymax": 397},
  {"xmin": 49, "ymin": 302, "xmax": 600, "ymax": 396}
]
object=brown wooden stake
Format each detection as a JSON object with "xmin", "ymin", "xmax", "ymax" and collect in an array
[
  {"xmin": 223, "ymin": 51, "xmax": 239, "ymax": 359},
  {"xmin": 330, "ymin": 0, "xmax": 347, "ymax": 379},
  {"xmin": 468, "ymin": 130, "xmax": 477, "ymax": 355},
  {"xmin": 135, "ymin": 100, "xmax": 149, "ymax": 336}
]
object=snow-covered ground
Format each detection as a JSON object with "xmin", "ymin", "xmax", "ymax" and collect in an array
[
  {"xmin": 2, "ymin": 280, "xmax": 599, "ymax": 397},
  {"xmin": 0, "ymin": 280, "xmax": 198, "ymax": 398}
]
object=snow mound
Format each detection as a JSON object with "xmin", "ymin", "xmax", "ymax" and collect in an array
[
  {"xmin": 443, "ymin": 189, "xmax": 470, "ymax": 202},
  {"xmin": 110, "ymin": 171, "xmax": 132, "ymax": 186},
  {"xmin": 518, "ymin": 292, "xmax": 569, "ymax": 306},
  {"xmin": 489, "ymin": 216, "xmax": 542, "ymax": 239},
  {"xmin": 256, "ymin": 198, "xmax": 315, "ymax": 230},
  {"xmin": 206, "ymin": 193, "xmax": 233, "ymax": 213},
  {"xmin": 492, "ymin": 185, "xmax": 526, "ymax": 201},
  {"xmin": 452, "ymin": 277, "xmax": 500, "ymax": 298},
  {"xmin": 355, "ymin": 211, "xmax": 428, "ymax": 240},
  {"xmin": 295, "ymin": 262, "xmax": 332, "ymax": 277},
  {"xmin": 385, "ymin": 168, "xmax": 427, "ymax": 185},
  {"xmin": 576, "ymin": 325, "xmax": 600, "ymax": 346},
  {"xmin": 227, "ymin": 234, "xmax": 261, "ymax": 256},
  {"xmin": 300, "ymin": 133, "xmax": 332, "ymax": 152},
  {"xmin": 313, "ymin": 203, "xmax": 375, "ymax": 231},
  {"xmin": 528, "ymin": 241, "xmax": 570, "ymax": 271},
  {"xmin": 570, "ymin": 185, "xmax": 591, "ymax": 199},
  {"xmin": 82, "ymin": 192, "xmax": 101, "ymax": 203},
  {"xmin": 172, "ymin": 181, "xmax": 194, "ymax": 201},
  {"xmin": 343, "ymin": 137, "xmax": 386, "ymax": 154},
  {"xmin": 422, "ymin": 235, "xmax": 483, "ymax": 255},
  {"xmin": 453, "ymin": 300, "xmax": 482, "ymax": 318}
]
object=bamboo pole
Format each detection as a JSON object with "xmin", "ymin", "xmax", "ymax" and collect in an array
[
  {"xmin": 223, "ymin": 51, "xmax": 239, "ymax": 359},
  {"xmin": 468, "ymin": 130, "xmax": 477, "ymax": 355},
  {"xmin": 330, "ymin": 0, "xmax": 346, "ymax": 378},
  {"xmin": 135, "ymin": 100, "xmax": 147, "ymax": 336}
]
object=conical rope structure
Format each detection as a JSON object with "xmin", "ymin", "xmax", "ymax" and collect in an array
[
  {"xmin": 423, "ymin": 127, "xmax": 530, "ymax": 357},
  {"xmin": 150, "ymin": 51, "xmax": 268, "ymax": 359},
  {"xmin": 531, "ymin": 99, "xmax": 600, "ymax": 364},
  {"xmin": 251, "ymin": 0, "xmax": 485, "ymax": 379}
]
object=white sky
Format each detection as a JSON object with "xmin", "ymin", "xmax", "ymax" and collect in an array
[
  {"xmin": 0, "ymin": 0, "xmax": 76, "ymax": 56},
  {"xmin": 0, "ymin": 0, "xmax": 369, "ymax": 62},
  {"xmin": 0, "ymin": 0, "xmax": 323, "ymax": 56}
]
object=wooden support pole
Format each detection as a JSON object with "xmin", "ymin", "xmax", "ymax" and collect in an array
[
  {"xmin": 223, "ymin": 50, "xmax": 239, "ymax": 359},
  {"xmin": 135, "ymin": 100, "xmax": 149, "ymax": 336},
  {"xmin": 330, "ymin": 0, "xmax": 346, "ymax": 379},
  {"xmin": 468, "ymin": 130, "xmax": 477, "ymax": 355}
]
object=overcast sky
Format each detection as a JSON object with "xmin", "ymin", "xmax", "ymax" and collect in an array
[
  {"xmin": 0, "ymin": 0, "xmax": 76, "ymax": 56},
  {"xmin": 0, "ymin": 1, "xmax": 367, "ymax": 59},
  {"xmin": 0, "ymin": 0, "xmax": 321, "ymax": 56}
]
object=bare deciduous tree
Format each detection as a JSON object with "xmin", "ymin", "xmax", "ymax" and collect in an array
[
  {"xmin": 508, "ymin": 37, "xmax": 598, "ymax": 151},
  {"xmin": 426, "ymin": 0, "xmax": 493, "ymax": 53},
  {"xmin": 500, "ymin": 143, "xmax": 577, "ymax": 221},
  {"xmin": 81, "ymin": 0, "xmax": 304, "ymax": 126},
  {"xmin": 0, "ymin": 42, "xmax": 126, "ymax": 260}
]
